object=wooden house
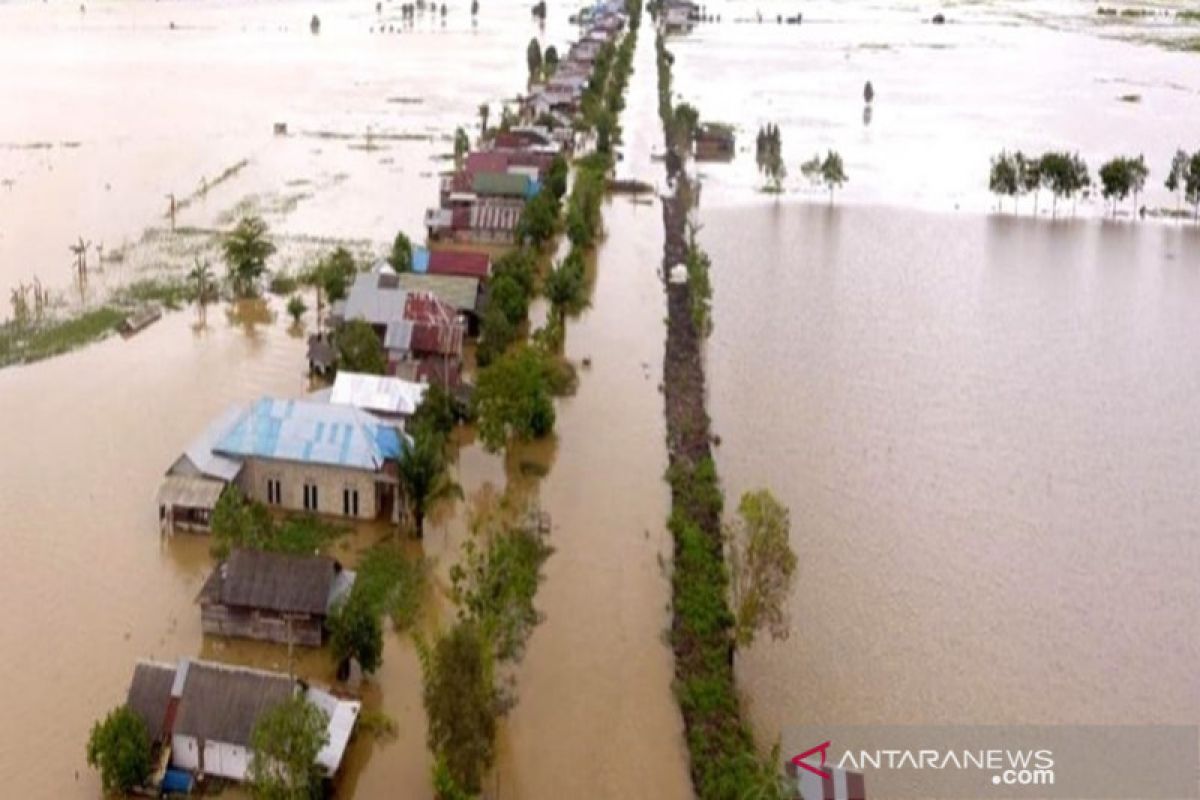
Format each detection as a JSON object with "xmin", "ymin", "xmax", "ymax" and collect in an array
[{"xmin": 197, "ymin": 549, "xmax": 355, "ymax": 646}]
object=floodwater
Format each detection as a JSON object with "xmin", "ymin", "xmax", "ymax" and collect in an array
[
  {"xmin": 700, "ymin": 175, "xmax": 1200, "ymax": 730},
  {"xmin": 664, "ymin": 0, "xmax": 1200, "ymax": 747},
  {"xmin": 0, "ymin": 1, "xmax": 689, "ymax": 797}
]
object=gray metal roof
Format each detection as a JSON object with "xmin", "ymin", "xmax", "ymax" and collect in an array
[
  {"xmin": 126, "ymin": 661, "xmax": 177, "ymax": 741},
  {"xmin": 170, "ymin": 405, "xmax": 245, "ymax": 482},
  {"xmin": 174, "ymin": 660, "xmax": 296, "ymax": 747},
  {"xmin": 342, "ymin": 272, "xmax": 409, "ymax": 327},
  {"xmin": 198, "ymin": 549, "xmax": 347, "ymax": 617}
]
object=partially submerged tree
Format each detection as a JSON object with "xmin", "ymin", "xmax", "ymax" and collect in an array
[
  {"xmin": 543, "ymin": 45, "xmax": 559, "ymax": 77},
  {"xmin": 515, "ymin": 188, "xmax": 560, "ymax": 248},
  {"xmin": 286, "ymin": 294, "xmax": 307, "ymax": 325},
  {"xmin": 477, "ymin": 103, "xmax": 489, "ymax": 135},
  {"xmin": 222, "ymin": 215, "xmax": 276, "ymax": 298},
  {"xmin": 989, "ymin": 151, "xmax": 1019, "ymax": 211},
  {"xmin": 543, "ymin": 250, "xmax": 589, "ymax": 332},
  {"xmin": 1165, "ymin": 148, "xmax": 1190, "ymax": 215},
  {"xmin": 1099, "ymin": 156, "xmax": 1133, "ymax": 218},
  {"xmin": 397, "ymin": 425, "xmax": 462, "ymax": 537},
  {"xmin": 387, "ymin": 231, "xmax": 414, "ymax": 273},
  {"xmin": 420, "ymin": 621, "xmax": 499, "ymax": 796},
  {"xmin": 1017, "ymin": 151, "xmax": 1042, "ymax": 216},
  {"xmin": 248, "ymin": 695, "xmax": 330, "ymax": 800},
  {"xmin": 336, "ymin": 319, "xmax": 387, "ymax": 375},
  {"xmin": 86, "ymin": 706, "xmax": 152, "ymax": 796},
  {"xmin": 863, "ymin": 80, "xmax": 874, "ymax": 104},
  {"xmin": 820, "ymin": 150, "xmax": 848, "ymax": 203},
  {"xmin": 329, "ymin": 592, "xmax": 384, "ymax": 675},
  {"xmin": 472, "ymin": 346, "xmax": 557, "ymax": 451},
  {"xmin": 726, "ymin": 489, "xmax": 798, "ymax": 649},
  {"xmin": 526, "ymin": 37, "xmax": 542, "ymax": 82},
  {"xmin": 1186, "ymin": 151, "xmax": 1200, "ymax": 223}
]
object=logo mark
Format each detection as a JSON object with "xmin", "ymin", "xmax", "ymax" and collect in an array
[{"xmin": 792, "ymin": 740, "xmax": 833, "ymax": 780}]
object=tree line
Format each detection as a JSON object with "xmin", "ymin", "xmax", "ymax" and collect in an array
[{"xmin": 989, "ymin": 147, "xmax": 1200, "ymax": 221}]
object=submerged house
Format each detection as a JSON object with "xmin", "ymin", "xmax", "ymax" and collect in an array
[
  {"xmin": 126, "ymin": 658, "xmax": 360, "ymax": 786},
  {"xmin": 338, "ymin": 269, "xmax": 466, "ymax": 372},
  {"xmin": 159, "ymin": 396, "xmax": 407, "ymax": 531},
  {"xmin": 198, "ymin": 549, "xmax": 355, "ymax": 646},
  {"xmin": 694, "ymin": 123, "xmax": 736, "ymax": 161}
]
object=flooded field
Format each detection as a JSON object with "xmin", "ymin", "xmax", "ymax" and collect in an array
[{"xmin": 671, "ymin": 0, "xmax": 1200, "ymax": 215}]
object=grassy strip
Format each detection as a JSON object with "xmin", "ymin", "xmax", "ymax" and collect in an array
[
  {"xmin": 0, "ymin": 306, "xmax": 125, "ymax": 369},
  {"xmin": 652, "ymin": 17, "xmax": 786, "ymax": 800}
]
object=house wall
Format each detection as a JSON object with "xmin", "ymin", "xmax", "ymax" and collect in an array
[
  {"xmin": 237, "ymin": 458, "xmax": 382, "ymax": 520},
  {"xmin": 171, "ymin": 734, "xmax": 252, "ymax": 781},
  {"xmin": 200, "ymin": 604, "xmax": 324, "ymax": 647}
]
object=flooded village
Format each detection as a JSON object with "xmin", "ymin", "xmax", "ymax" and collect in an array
[{"xmin": 2, "ymin": 0, "xmax": 1200, "ymax": 797}]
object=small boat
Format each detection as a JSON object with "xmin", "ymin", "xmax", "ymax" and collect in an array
[{"xmin": 120, "ymin": 305, "xmax": 162, "ymax": 337}]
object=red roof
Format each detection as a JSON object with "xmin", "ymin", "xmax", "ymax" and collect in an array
[
  {"xmin": 410, "ymin": 322, "xmax": 462, "ymax": 356},
  {"xmin": 428, "ymin": 250, "xmax": 491, "ymax": 280},
  {"xmin": 465, "ymin": 152, "xmax": 510, "ymax": 176}
]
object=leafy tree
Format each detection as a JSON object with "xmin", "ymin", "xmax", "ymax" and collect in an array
[
  {"xmin": 515, "ymin": 189, "xmax": 559, "ymax": 248},
  {"xmin": 863, "ymin": 80, "xmax": 874, "ymax": 104},
  {"xmin": 336, "ymin": 319, "xmax": 387, "ymax": 375},
  {"xmin": 543, "ymin": 250, "xmax": 588, "ymax": 330},
  {"xmin": 477, "ymin": 103, "xmax": 489, "ymax": 135},
  {"xmin": 397, "ymin": 426, "xmax": 462, "ymax": 537},
  {"xmin": 476, "ymin": 304, "xmax": 518, "ymax": 368},
  {"xmin": 531, "ymin": 0, "xmax": 546, "ymax": 20},
  {"xmin": 387, "ymin": 231, "xmax": 413, "ymax": 273},
  {"xmin": 1099, "ymin": 157, "xmax": 1132, "ymax": 218},
  {"xmin": 329, "ymin": 592, "xmax": 384, "ymax": 674},
  {"xmin": 543, "ymin": 45, "xmax": 559, "ymax": 77},
  {"xmin": 545, "ymin": 155, "xmax": 569, "ymax": 201},
  {"xmin": 726, "ymin": 489, "xmax": 797, "ymax": 649},
  {"xmin": 1186, "ymin": 151, "xmax": 1200, "ymax": 223},
  {"xmin": 989, "ymin": 151, "xmax": 1018, "ymax": 211},
  {"xmin": 1038, "ymin": 151, "xmax": 1077, "ymax": 219},
  {"xmin": 672, "ymin": 102, "xmax": 700, "ymax": 152},
  {"xmin": 470, "ymin": 0, "xmax": 478, "ymax": 14},
  {"xmin": 1165, "ymin": 148, "xmax": 1190, "ymax": 215},
  {"xmin": 472, "ymin": 346, "xmax": 556, "ymax": 451},
  {"xmin": 420, "ymin": 621, "xmax": 499, "ymax": 795},
  {"xmin": 313, "ymin": 247, "xmax": 357, "ymax": 304},
  {"xmin": 526, "ymin": 37, "xmax": 542, "ymax": 81},
  {"xmin": 820, "ymin": 150, "xmax": 848, "ymax": 203},
  {"xmin": 248, "ymin": 695, "xmax": 330, "ymax": 800},
  {"xmin": 223, "ymin": 216, "xmax": 276, "ymax": 298},
  {"xmin": 489, "ymin": 273, "xmax": 530, "ymax": 326},
  {"xmin": 86, "ymin": 706, "xmax": 152, "ymax": 795},
  {"xmin": 286, "ymin": 295, "xmax": 307, "ymax": 325},
  {"xmin": 453, "ymin": 127, "xmax": 470, "ymax": 169}
]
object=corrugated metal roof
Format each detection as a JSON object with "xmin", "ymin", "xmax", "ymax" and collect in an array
[
  {"xmin": 174, "ymin": 660, "xmax": 295, "ymax": 748},
  {"xmin": 330, "ymin": 371, "xmax": 427, "ymax": 416},
  {"xmin": 199, "ymin": 549, "xmax": 343, "ymax": 616},
  {"xmin": 127, "ymin": 661, "xmax": 176, "ymax": 741},
  {"xmin": 157, "ymin": 475, "xmax": 226, "ymax": 510},
  {"xmin": 213, "ymin": 397, "xmax": 403, "ymax": 472},
  {"xmin": 385, "ymin": 320, "xmax": 414, "ymax": 352},
  {"xmin": 171, "ymin": 405, "xmax": 245, "ymax": 482},
  {"xmin": 342, "ymin": 272, "xmax": 408, "ymax": 327}
]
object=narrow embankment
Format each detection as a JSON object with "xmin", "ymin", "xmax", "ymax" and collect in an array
[{"xmin": 654, "ymin": 23, "xmax": 780, "ymax": 800}]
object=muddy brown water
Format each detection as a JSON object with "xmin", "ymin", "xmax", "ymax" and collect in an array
[{"xmin": 701, "ymin": 203, "xmax": 1200, "ymax": 739}]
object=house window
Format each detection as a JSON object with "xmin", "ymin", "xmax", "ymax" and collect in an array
[
  {"xmin": 267, "ymin": 478, "xmax": 282, "ymax": 505},
  {"xmin": 303, "ymin": 483, "xmax": 319, "ymax": 512},
  {"xmin": 343, "ymin": 488, "xmax": 359, "ymax": 517}
]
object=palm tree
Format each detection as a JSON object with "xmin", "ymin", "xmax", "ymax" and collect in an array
[
  {"xmin": 188, "ymin": 257, "xmax": 214, "ymax": 323},
  {"xmin": 397, "ymin": 427, "xmax": 462, "ymax": 537}
]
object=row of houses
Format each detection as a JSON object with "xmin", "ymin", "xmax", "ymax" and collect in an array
[{"xmin": 117, "ymin": 13, "xmax": 634, "ymax": 794}]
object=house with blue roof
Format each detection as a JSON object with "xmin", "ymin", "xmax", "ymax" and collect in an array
[{"xmin": 159, "ymin": 397, "xmax": 410, "ymax": 531}]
